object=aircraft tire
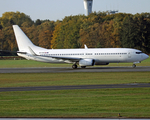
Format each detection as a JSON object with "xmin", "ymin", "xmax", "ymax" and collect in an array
[
  {"xmin": 81, "ymin": 66, "xmax": 86, "ymax": 68},
  {"xmin": 132, "ymin": 64, "xmax": 136, "ymax": 68},
  {"xmin": 72, "ymin": 64, "xmax": 77, "ymax": 69}
]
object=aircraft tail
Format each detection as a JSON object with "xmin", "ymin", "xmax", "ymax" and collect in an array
[{"xmin": 13, "ymin": 25, "xmax": 35, "ymax": 52}]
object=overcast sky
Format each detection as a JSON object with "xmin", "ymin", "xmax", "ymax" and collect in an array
[{"xmin": 0, "ymin": 0, "xmax": 150, "ymax": 21}]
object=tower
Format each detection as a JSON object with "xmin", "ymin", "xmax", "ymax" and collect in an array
[{"xmin": 83, "ymin": 0, "xmax": 93, "ymax": 16}]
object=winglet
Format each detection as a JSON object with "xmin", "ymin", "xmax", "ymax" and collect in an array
[{"xmin": 84, "ymin": 44, "xmax": 88, "ymax": 49}]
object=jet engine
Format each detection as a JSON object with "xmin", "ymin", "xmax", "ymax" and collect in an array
[{"xmin": 79, "ymin": 59, "xmax": 95, "ymax": 66}]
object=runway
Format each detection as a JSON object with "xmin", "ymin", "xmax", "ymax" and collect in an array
[
  {"xmin": 0, "ymin": 83, "xmax": 150, "ymax": 92},
  {"xmin": 0, "ymin": 66, "xmax": 150, "ymax": 73},
  {"xmin": 0, "ymin": 67, "xmax": 149, "ymax": 92}
]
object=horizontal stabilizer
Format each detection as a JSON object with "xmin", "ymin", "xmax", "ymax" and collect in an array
[{"xmin": 0, "ymin": 50, "xmax": 26, "ymax": 54}]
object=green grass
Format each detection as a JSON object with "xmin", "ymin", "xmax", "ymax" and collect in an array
[
  {"xmin": 0, "ymin": 72, "xmax": 150, "ymax": 117},
  {"xmin": 0, "ymin": 72, "xmax": 150, "ymax": 87},
  {"xmin": 0, "ymin": 56, "xmax": 149, "ymax": 68},
  {"xmin": 0, "ymin": 58, "xmax": 150, "ymax": 118},
  {"xmin": 0, "ymin": 60, "xmax": 71, "ymax": 68},
  {"xmin": 0, "ymin": 88, "xmax": 150, "ymax": 118}
]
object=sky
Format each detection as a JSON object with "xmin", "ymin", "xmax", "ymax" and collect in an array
[{"xmin": 0, "ymin": 0, "xmax": 150, "ymax": 21}]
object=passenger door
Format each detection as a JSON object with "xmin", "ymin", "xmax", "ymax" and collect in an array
[{"xmin": 128, "ymin": 51, "xmax": 131, "ymax": 58}]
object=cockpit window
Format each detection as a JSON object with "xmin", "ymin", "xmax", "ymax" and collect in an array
[{"xmin": 136, "ymin": 52, "xmax": 143, "ymax": 54}]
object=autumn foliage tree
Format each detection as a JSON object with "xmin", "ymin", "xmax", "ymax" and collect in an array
[{"xmin": 0, "ymin": 11, "xmax": 150, "ymax": 55}]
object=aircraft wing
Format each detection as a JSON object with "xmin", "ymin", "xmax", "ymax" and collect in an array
[
  {"xmin": 28, "ymin": 47, "xmax": 82, "ymax": 62},
  {"xmin": 41, "ymin": 55, "xmax": 82, "ymax": 62},
  {"xmin": 51, "ymin": 56, "xmax": 81, "ymax": 61}
]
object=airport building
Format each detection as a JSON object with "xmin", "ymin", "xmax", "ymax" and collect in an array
[
  {"xmin": 83, "ymin": 0, "xmax": 93, "ymax": 16},
  {"xmin": 108, "ymin": 10, "xmax": 119, "ymax": 15}
]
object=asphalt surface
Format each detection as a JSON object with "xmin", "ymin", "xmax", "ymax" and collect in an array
[
  {"xmin": 0, "ymin": 66, "xmax": 150, "ymax": 73},
  {"xmin": 0, "ymin": 83, "xmax": 150, "ymax": 92},
  {"xmin": 0, "ymin": 67, "xmax": 149, "ymax": 92}
]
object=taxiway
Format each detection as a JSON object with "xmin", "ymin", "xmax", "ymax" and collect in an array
[
  {"xmin": 0, "ymin": 83, "xmax": 150, "ymax": 92},
  {"xmin": 0, "ymin": 66, "xmax": 150, "ymax": 73}
]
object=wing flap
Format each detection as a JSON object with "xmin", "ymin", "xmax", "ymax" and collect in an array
[{"xmin": 41, "ymin": 55, "xmax": 81, "ymax": 62}]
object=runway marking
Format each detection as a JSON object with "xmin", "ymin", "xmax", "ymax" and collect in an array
[{"xmin": 0, "ymin": 83, "xmax": 150, "ymax": 92}]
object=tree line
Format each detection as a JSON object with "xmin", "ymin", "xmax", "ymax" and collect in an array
[{"xmin": 0, "ymin": 11, "xmax": 150, "ymax": 56}]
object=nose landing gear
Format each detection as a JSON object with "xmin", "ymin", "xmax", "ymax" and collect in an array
[{"xmin": 132, "ymin": 64, "xmax": 136, "ymax": 68}]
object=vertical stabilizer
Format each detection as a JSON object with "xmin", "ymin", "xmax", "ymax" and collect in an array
[{"xmin": 13, "ymin": 25, "xmax": 35, "ymax": 51}]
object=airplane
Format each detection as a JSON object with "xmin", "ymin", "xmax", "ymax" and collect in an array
[{"xmin": 7, "ymin": 25, "xmax": 150, "ymax": 69}]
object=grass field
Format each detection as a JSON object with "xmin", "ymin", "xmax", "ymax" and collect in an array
[
  {"xmin": 0, "ymin": 88, "xmax": 150, "ymax": 118},
  {"xmin": 0, "ymin": 72, "xmax": 150, "ymax": 118},
  {"xmin": 0, "ymin": 72, "xmax": 150, "ymax": 87},
  {"xmin": 0, "ymin": 57, "xmax": 150, "ymax": 118}
]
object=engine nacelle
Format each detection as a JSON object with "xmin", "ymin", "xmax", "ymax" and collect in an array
[{"xmin": 79, "ymin": 59, "xmax": 95, "ymax": 66}]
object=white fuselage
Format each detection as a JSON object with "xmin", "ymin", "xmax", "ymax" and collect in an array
[{"xmin": 18, "ymin": 48, "xmax": 149, "ymax": 65}]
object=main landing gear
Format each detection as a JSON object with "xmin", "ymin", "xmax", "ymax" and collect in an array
[
  {"xmin": 81, "ymin": 66, "xmax": 86, "ymax": 68},
  {"xmin": 132, "ymin": 64, "xmax": 136, "ymax": 68},
  {"xmin": 72, "ymin": 64, "xmax": 77, "ymax": 69},
  {"xmin": 72, "ymin": 64, "xmax": 87, "ymax": 69}
]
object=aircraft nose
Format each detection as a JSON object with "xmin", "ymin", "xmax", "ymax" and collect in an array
[{"xmin": 143, "ymin": 54, "xmax": 149, "ymax": 60}]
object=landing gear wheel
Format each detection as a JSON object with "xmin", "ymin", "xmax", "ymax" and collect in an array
[
  {"xmin": 81, "ymin": 66, "xmax": 86, "ymax": 68},
  {"xmin": 132, "ymin": 64, "xmax": 136, "ymax": 68},
  {"xmin": 72, "ymin": 64, "xmax": 77, "ymax": 69}
]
